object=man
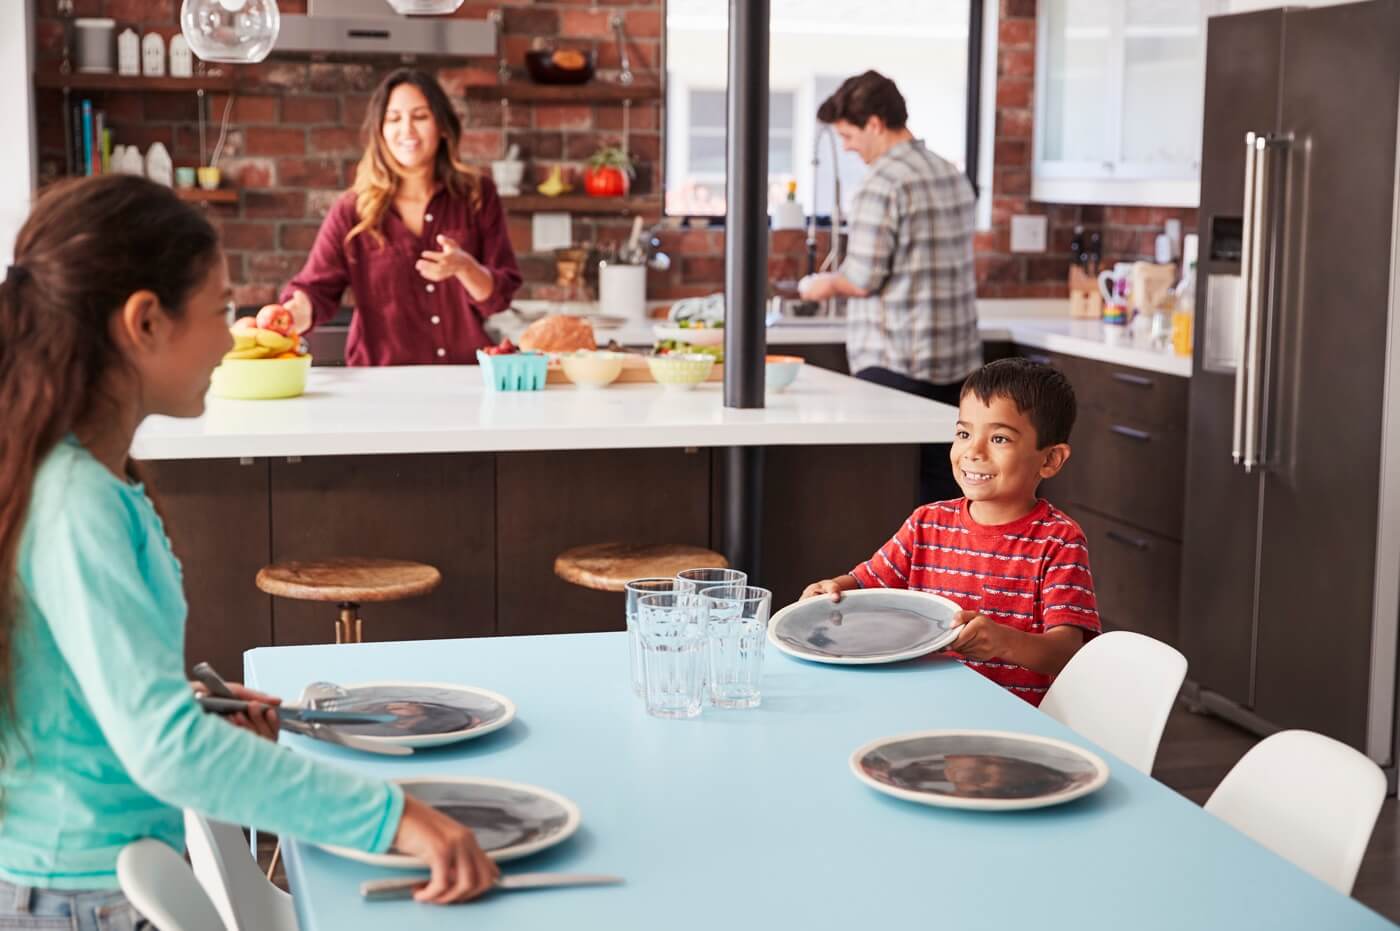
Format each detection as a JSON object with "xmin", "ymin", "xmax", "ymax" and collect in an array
[{"xmin": 800, "ymin": 70, "xmax": 980, "ymax": 504}]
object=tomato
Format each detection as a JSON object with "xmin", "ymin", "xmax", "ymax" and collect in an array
[{"xmin": 583, "ymin": 166, "xmax": 629, "ymax": 197}]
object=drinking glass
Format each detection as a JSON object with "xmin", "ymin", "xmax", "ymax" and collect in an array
[
  {"xmin": 637, "ymin": 592, "xmax": 707, "ymax": 719},
  {"xmin": 624, "ymin": 577, "xmax": 696, "ymax": 697},
  {"xmin": 675, "ymin": 567, "xmax": 747, "ymax": 596},
  {"xmin": 700, "ymin": 585, "xmax": 772, "ymax": 709}
]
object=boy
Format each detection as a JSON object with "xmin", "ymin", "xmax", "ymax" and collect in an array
[{"xmin": 802, "ymin": 358, "xmax": 1100, "ymax": 705}]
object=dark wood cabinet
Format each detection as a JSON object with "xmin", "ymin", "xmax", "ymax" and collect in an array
[
  {"xmin": 1015, "ymin": 345, "xmax": 1190, "ymax": 645},
  {"xmin": 268, "ymin": 454, "xmax": 496, "ymax": 646}
]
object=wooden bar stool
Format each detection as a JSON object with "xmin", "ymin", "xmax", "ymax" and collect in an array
[
  {"xmin": 255, "ymin": 557, "xmax": 442, "ymax": 644},
  {"xmin": 553, "ymin": 543, "xmax": 728, "ymax": 593}
]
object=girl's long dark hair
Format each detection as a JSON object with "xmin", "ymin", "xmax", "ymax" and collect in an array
[{"xmin": 0, "ymin": 174, "xmax": 219, "ymax": 756}]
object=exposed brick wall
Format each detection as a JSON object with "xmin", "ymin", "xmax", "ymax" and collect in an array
[
  {"xmin": 32, "ymin": 0, "xmax": 663, "ymax": 307},
  {"xmin": 32, "ymin": 0, "xmax": 1192, "ymax": 307}
]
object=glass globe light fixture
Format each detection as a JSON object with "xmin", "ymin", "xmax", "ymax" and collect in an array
[
  {"xmin": 384, "ymin": 0, "xmax": 465, "ymax": 13},
  {"xmin": 180, "ymin": 0, "xmax": 280, "ymax": 65}
]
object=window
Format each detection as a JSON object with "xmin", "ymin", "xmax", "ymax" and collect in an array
[{"xmin": 665, "ymin": 0, "xmax": 978, "ymax": 218}]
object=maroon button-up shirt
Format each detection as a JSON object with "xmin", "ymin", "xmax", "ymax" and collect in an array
[{"xmin": 282, "ymin": 178, "xmax": 522, "ymax": 366}]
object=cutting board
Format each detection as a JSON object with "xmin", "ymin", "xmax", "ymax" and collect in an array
[{"xmin": 545, "ymin": 354, "xmax": 723, "ymax": 385}]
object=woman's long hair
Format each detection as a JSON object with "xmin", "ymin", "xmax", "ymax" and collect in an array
[
  {"xmin": 347, "ymin": 68, "xmax": 483, "ymax": 248},
  {"xmin": 0, "ymin": 175, "xmax": 219, "ymax": 754}
]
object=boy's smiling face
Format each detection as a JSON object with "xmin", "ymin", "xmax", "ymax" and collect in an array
[{"xmin": 951, "ymin": 392, "xmax": 1071, "ymax": 520}]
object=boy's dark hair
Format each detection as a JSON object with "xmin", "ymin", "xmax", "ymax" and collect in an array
[
  {"xmin": 817, "ymin": 70, "xmax": 908, "ymax": 130},
  {"xmin": 960, "ymin": 358, "xmax": 1077, "ymax": 448}
]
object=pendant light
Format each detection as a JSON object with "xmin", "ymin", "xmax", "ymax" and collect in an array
[
  {"xmin": 384, "ymin": 0, "xmax": 466, "ymax": 13},
  {"xmin": 180, "ymin": 0, "xmax": 280, "ymax": 65}
]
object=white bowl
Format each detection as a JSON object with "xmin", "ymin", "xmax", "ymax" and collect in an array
[{"xmin": 560, "ymin": 350, "xmax": 627, "ymax": 388}]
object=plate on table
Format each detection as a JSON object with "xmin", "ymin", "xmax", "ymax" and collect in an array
[
  {"xmin": 305, "ymin": 681, "xmax": 515, "ymax": 749},
  {"xmin": 767, "ymin": 589, "xmax": 962, "ymax": 665},
  {"xmin": 322, "ymin": 777, "xmax": 581, "ymax": 867},
  {"xmin": 851, "ymin": 730, "xmax": 1110, "ymax": 811}
]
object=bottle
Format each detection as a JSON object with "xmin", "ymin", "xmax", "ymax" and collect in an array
[
  {"xmin": 1172, "ymin": 234, "xmax": 1198, "ymax": 357},
  {"xmin": 772, "ymin": 179, "xmax": 805, "ymax": 231}
]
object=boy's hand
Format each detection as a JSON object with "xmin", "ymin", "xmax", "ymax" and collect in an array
[
  {"xmin": 947, "ymin": 610, "xmax": 1018, "ymax": 661},
  {"xmin": 801, "ymin": 579, "xmax": 846, "ymax": 602}
]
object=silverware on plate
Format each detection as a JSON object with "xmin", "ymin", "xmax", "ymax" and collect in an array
[{"xmin": 361, "ymin": 873, "xmax": 623, "ymax": 901}]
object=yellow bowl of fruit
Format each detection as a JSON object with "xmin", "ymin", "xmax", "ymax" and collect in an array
[{"xmin": 210, "ymin": 306, "xmax": 312, "ymax": 400}]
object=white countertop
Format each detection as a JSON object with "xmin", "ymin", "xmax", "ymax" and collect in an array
[
  {"xmin": 131, "ymin": 364, "xmax": 958, "ymax": 461},
  {"xmin": 498, "ymin": 299, "xmax": 1192, "ymax": 378}
]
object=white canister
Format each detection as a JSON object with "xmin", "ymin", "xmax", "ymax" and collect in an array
[
  {"xmin": 599, "ymin": 261, "xmax": 647, "ymax": 322},
  {"xmin": 74, "ymin": 18, "xmax": 116, "ymax": 74}
]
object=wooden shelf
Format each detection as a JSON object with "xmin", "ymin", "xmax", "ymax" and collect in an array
[
  {"xmin": 34, "ymin": 72, "xmax": 236, "ymax": 93},
  {"xmin": 177, "ymin": 188, "xmax": 239, "ymax": 205},
  {"xmin": 502, "ymin": 194, "xmax": 661, "ymax": 215},
  {"xmin": 463, "ymin": 81, "xmax": 661, "ymax": 103}
]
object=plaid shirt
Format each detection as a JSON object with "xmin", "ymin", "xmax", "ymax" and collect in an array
[{"xmin": 841, "ymin": 140, "xmax": 981, "ymax": 386}]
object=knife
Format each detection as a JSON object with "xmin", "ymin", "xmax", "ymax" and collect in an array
[
  {"xmin": 197, "ymin": 695, "xmax": 396, "ymax": 726},
  {"xmin": 361, "ymin": 873, "xmax": 624, "ymax": 901}
]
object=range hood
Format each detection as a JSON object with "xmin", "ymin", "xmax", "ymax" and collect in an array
[{"xmin": 275, "ymin": 0, "xmax": 495, "ymax": 56}]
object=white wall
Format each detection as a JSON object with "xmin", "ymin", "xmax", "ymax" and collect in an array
[
  {"xmin": 0, "ymin": 2, "xmax": 36, "ymax": 268},
  {"xmin": 1224, "ymin": 0, "xmax": 1360, "ymax": 9}
]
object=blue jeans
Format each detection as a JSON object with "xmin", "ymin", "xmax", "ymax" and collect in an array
[{"xmin": 0, "ymin": 881, "xmax": 148, "ymax": 931}]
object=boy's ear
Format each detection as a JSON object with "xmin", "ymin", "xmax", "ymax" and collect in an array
[{"xmin": 1038, "ymin": 443, "xmax": 1071, "ymax": 479}]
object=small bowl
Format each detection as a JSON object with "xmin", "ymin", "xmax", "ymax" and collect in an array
[
  {"xmin": 210, "ymin": 355, "xmax": 311, "ymax": 400},
  {"xmin": 654, "ymin": 323, "xmax": 724, "ymax": 346},
  {"xmin": 525, "ymin": 49, "xmax": 596, "ymax": 85},
  {"xmin": 646, "ymin": 353, "xmax": 714, "ymax": 390},
  {"xmin": 561, "ymin": 350, "xmax": 627, "ymax": 389},
  {"xmin": 766, "ymin": 355, "xmax": 805, "ymax": 393}
]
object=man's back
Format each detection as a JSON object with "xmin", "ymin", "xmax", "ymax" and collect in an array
[{"xmin": 842, "ymin": 140, "xmax": 981, "ymax": 385}]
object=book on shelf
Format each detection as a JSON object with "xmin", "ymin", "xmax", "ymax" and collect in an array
[{"xmin": 81, "ymin": 100, "xmax": 93, "ymax": 177}]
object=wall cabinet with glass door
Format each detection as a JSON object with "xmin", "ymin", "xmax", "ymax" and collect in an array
[{"xmin": 1034, "ymin": 0, "xmax": 1217, "ymax": 206}]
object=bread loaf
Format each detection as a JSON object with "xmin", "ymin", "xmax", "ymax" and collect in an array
[{"xmin": 518, "ymin": 315, "xmax": 597, "ymax": 353}]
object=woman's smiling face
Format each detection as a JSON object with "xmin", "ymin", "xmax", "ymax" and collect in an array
[{"xmin": 382, "ymin": 82, "xmax": 441, "ymax": 173}]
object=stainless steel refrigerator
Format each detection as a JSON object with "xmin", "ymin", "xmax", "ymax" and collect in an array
[{"xmin": 1180, "ymin": 0, "xmax": 1400, "ymax": 780}]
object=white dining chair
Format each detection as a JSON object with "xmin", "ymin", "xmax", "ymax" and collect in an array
[
  {"xmin": 116, "ymin": 838, "xmax": 226, "ymax": 931},
  {"xmin": 1205, "ymin": 729, "xmax": 1386, "ymax": 894},
  {"xmin": 184, "ymin": 810, "xmax": 300, "ymax": 931},
  {"xmin": 1038, "ymin": 629, "xmax": 1188, "ymax": 774}
]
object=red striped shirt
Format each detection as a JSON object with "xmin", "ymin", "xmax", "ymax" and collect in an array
[{"xmin": 850, "ymin": 498, "xmax": 1100, "ymax": 704}]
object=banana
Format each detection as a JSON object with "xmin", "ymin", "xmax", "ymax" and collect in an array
[
  {"xmin": 231, "ymin": 331, "xmax": 257, "ymax": 351},
  {"xmin": 224, "ymin": 346, "xmax": 272, "ymax": 360},
  {"xmin": 254, "ymin": 328, "xmax": 294, "ymax": 352}
]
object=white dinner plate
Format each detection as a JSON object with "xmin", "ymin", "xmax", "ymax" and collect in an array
[
  {"xmin": 767, "ymin": 589, "xmax": 962, "ymax": 665},
  {"xmin": 302, "ymin": 681, "xmax": 516, "ymax": 750},
  {"xmin": 322, "ymin": 777, "xmax": 581, "ymax": 867},
  {"xmin": 850, "ymin": 730, "xmax": 1111, "ymax": 811}
]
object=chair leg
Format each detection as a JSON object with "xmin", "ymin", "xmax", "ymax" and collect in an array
[
  {"xmin": 267, "ymin": 839, "xmax": 281, "ymax": 882},
  {"xmin": 337, "ymin": 602, "xmax": 362, "ymax": 644}
]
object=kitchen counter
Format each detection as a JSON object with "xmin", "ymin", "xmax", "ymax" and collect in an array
[
  {"xmin": 131, "ymin": 364, "xmax": 957, "ymax": 461},
  {"xmin": 496, "ymin": 299, "xmax": 1192, "ymax": 378}
]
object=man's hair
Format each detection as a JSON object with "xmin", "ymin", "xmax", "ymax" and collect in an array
[
  {"xmin": 960, "ymin": 358, "xmax": 1077, "ymax": 448},
  {"xmin": 816, "ymin": 70, "xmax": 908, "ymax": 130}
]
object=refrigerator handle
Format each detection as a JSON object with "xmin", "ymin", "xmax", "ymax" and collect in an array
[
  {"xmin": 1232, "ymin": 132, "xmax": 1259, "ymax": 465},
  {"xmin": 1242, "ymin": 135, "xmax": 1270, "ymax": 472}
]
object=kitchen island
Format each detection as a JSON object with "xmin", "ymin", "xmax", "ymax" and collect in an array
[{"xmin": 135, "ymin": 365, "xmax": 954, "ymax": 676}]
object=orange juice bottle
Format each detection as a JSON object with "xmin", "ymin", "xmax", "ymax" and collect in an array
[{"xmin": 1172, "ymin": 235, "xmax": 1197, "ymax": 357}]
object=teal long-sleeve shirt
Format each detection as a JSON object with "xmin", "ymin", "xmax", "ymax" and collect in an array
[{"xmin": 0, "ymin": 437, "xmax": 404, "ymax": 889}]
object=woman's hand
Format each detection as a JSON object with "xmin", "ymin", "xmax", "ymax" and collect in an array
[
  {"xmin": 191, "ymin": 681, "xmax": 281, "ymax": 741},
  {"xmin": 417, "ymin": 235, "xmax": 483, "ymax": 283},
  {"xmin": 284, "ymin": 291, "xmax": 313, "ymax": 335},
  {"xmin": 393, "ymin": 796, "xmax": 500, "ymax": 904}
]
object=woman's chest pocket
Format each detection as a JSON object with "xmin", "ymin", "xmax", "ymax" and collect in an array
[
  {"xmin": 362, "ymin": 242, "xmax": 416, "ymax": 310},
  {"xmin": 977, "ymin": 577, "xmax": 1039, "ymax": 632}
]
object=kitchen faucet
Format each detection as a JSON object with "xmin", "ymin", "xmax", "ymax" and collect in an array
[{"xmin": 805, "ymin": 122, "xmax": 845, "ymax": 317}]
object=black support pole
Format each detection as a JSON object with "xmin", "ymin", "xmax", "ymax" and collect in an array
[{"xmin": 721, "ymin": 0, "xmax": 769, "ymax": 580}]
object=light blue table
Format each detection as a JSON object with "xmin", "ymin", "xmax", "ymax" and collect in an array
[{"xmin": 245, "ymin": 633, "xmax": 1392, "ymax": 930}]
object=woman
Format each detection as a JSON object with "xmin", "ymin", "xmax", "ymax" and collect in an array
[
  {"xmin": 0, "ymin": 175, "xmax": 496, "ymax": 927},
  {"xmin": 279, "ymin": 69, "xmax": 522, "ymax": 366}
]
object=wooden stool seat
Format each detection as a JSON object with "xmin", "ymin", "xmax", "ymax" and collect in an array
[
  {"xmin": 255, "ymin": 558, "xmax": 441, "ymax": 643},
  {"xmin": 553, "ymin": 543, "xmax": 728, "ymax": 593}
]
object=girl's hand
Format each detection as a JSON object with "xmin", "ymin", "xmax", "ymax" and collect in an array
[
  {"xmin": 801, "ymin": 579, "xmax": 846, "ymax": 602},
  {"xmin": 947, "ymin": 610, "xmax": 1017, "ymax": 661},
  {"xmin": 417, "ymin": 235, "xmax": 483, "ymax": 283},
  {"xmin": 393, "ymin": 796, "xmax": 500, "ymax": 904},
  {"xmin": 284, "ymin": 291, "xmax": 314, "ymax": 335},
  {"xmin": 191, "ymin": 681, "xmax": 281, "ymax": 741}
]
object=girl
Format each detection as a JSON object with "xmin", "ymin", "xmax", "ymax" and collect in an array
[
  {"xmin": 279, "ymin": 68, "xmax": 523, "ymax": 365},
  {"xmin": 0, "ymin": 175, "xmax": 496, "ymax": 928}
]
